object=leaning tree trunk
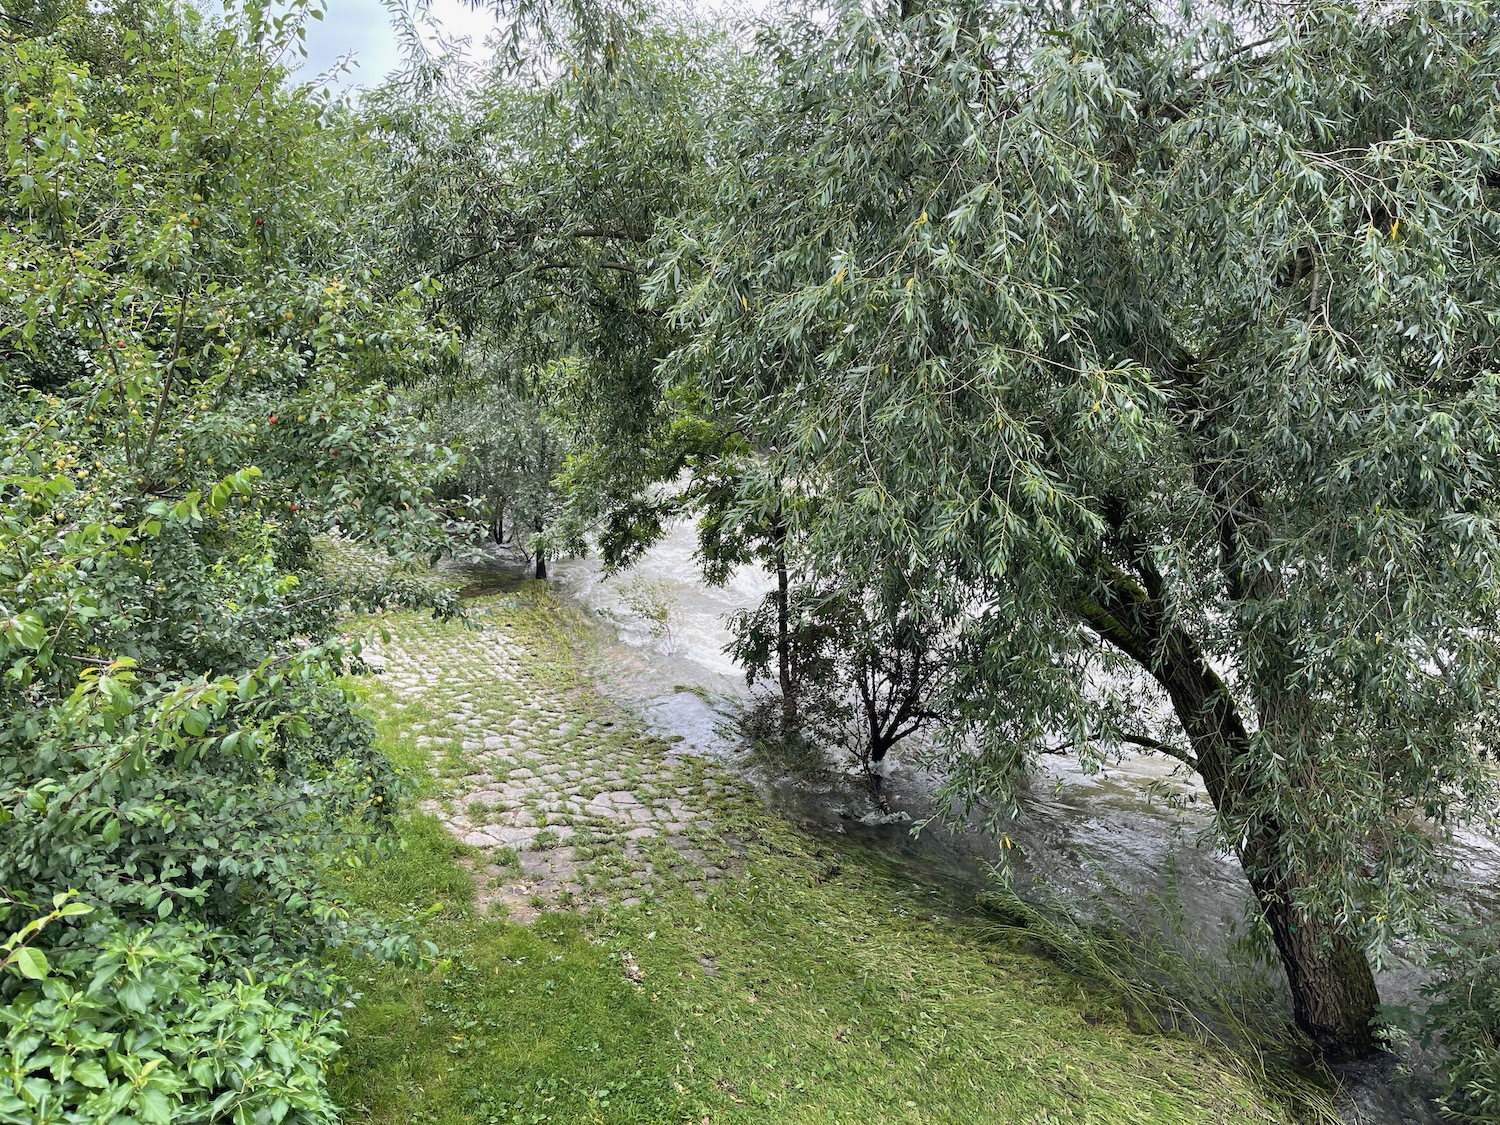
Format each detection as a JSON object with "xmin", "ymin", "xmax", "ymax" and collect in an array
[
  {"xmin": 1078, "ymin": 568, "xmax": 1380, "ymax": 1058},
  {"xmin": 1246, "ymin": 861, "xmax": 1381, "ymax": 1057},
  {"xmin": 1156, "ymin": 632, "xmax": 1380, "ymax": 1058}
]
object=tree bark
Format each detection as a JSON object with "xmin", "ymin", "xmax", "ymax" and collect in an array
[
  {"xmin": 1249, "ymin": 865, "xmax": 1381, "ymax": 1058},
  {"xmin": 771, "ymin": 517, "xmax": 796, "ymax": 729},
  {"xmin": 1077, "ymin": 567, "xmax": 1380, "ymax": 1058},
  {"xmin": 535, "ymin": 549, "xmax": 547, "ymax": 580},
  {"xmin": 1157, "ymin": 639, "xmax": 1380, "ymax": 1058}
]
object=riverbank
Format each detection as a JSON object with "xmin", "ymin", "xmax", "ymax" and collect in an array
[{"xmin": 328, "ymin": 572, "xmax": 1339, "ymax": 1123}]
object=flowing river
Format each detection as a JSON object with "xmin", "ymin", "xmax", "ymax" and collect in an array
[{"xmin": 539, "ymin": 522, "xmax": 1499, "ymax": 1125}]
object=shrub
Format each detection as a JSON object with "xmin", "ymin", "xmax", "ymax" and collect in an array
[
  {"xmin": 1425, "ymin": 923, "xmax": 1500, "ymax": 1122},
  {"xmin": 0, "ymin": 2, "xmax": 457, "ymax": 1119}
]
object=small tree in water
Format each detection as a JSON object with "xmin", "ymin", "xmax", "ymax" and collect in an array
[
  {"xmin": 618, "ymin": 576, "xmax": 681, "ymax": 652},
  {"xmin": 730, "ymin": 567, "xmax": 950, "ymax": 796}
]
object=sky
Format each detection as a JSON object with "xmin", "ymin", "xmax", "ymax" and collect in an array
[
  {"xmin": 291, "ymin": 0, "xmax": 503, "ymax": 90},
  {"xmin": 289, "ymin": 0, "xmax": 760, "ymax": 92}
]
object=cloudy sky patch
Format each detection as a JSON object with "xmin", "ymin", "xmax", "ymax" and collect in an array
[
  {"xmin": 287, "ymin": 0, "xmax": 759, "ymax": 92},
  {"xmin": 290, "ymin": 0, "xmax": 502, "ymax": 89}
]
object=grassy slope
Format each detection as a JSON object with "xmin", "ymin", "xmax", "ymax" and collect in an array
[{"xmin": 329, "ymin": 583, "xmax": 1335, "ymax": 1125}]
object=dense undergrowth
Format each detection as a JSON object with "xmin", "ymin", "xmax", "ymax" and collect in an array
[{"xmin": 0, "ymin": 4, "xmax": 453, "ymax": 1122}]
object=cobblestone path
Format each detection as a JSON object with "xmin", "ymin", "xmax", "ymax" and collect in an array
[{"xmin": 362, "ymin": 582, "xmax": 742, "ymax": 922}]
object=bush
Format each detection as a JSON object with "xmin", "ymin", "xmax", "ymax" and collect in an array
[
  {"xmin": 1425, "ymin": 924, "xmax": 1500, "ymax": 1122},
  {"xmin": 0, "ymin": 2, "xmax": 457, "ymax": 1120},
  {"xmin": 618, "ymin": 576, "xmax": 680, "ymax": 651},
  {"xmin": 2, "ymin": 906, "xmax": 344, "ymax": 1125}
]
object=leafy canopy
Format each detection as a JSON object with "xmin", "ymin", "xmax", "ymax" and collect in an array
[{"xmin": 658, "ymin": 0, "xmax": 1500, "ymax": 950}]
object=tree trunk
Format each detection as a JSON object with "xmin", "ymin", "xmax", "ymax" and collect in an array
[
  {"xmin": 868, "ymin": 738, "xmax": 893, "ymax": 797},
  {"xmin": 771, "ymin": 519, "xmax": 796, "ymax": 729},
  {"xmin": 1248, "ymin": 864, "xmax": 1381, "ymax": 1058},
  {"xmin": 1155, "ymin": 632, "xmax": 1380, "ymax": 1058},
  {"xmin": 1077, "ymin": 569, "xmax": 1380, "ymax": 1058},
  {"xmin": 535, "ymin": 549, "xmax": 547, "ymax": 580}
]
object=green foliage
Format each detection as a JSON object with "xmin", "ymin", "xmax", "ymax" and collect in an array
[
  {"xmin": 2, "ymin": 903, "xmax": 344, "ymax": 1125},
  {"xmin": 0, "ymin": 2, "xmax": 456, "ymax": 1120},
  {"xmin": 732, "ymin": 566, "xmax": 949, "ymax": 771},
  {"xmin": 369, "ymin": 8, "xmax": 755, "ymax": 569},
  {"xmin": 253, "ymin": 0, "xmax": 1500, "ymax": 1090},
  {"xmin": 616, "ymin": 575, "xmax": 677, "ymax": 649},
  {"xmin": 1423, "ymin": 921, "xmax": 1500, "ymax": 1122},
  {"xmin": 425, "ymin": 373, "xmax": 570, "ymax": 561},
  {"xmin": 641, "ymin": 0, "xmax": 1500, "ymax": 1054},
  {"xmin": 373, "ymin": 0, "xmax": 1500, "ymax": 1058},
  {"xmin": 975, "ymin": 871, "xmax": 1323, "ymax": 1090}
]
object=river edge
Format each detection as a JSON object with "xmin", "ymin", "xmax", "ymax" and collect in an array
[
  {"xmin": 543, "ymin": 529, "xmax": 1470, "ymax": 1125},
  {"xmin": 326, "ymin": 551, "xmax": 1346, "ymax": 1125}
]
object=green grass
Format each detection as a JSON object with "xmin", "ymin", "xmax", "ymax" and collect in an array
[{"xmin": 329, "ymin": 573, "xmax": 1339, "ymax": 1125}]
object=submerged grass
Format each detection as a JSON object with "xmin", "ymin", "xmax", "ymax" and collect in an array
[
  {"xmin": 973, "ymin": 884, "xmax": 1344, "ymax": 1125},
  {"xmin": 329, "ymin": 576, "xmax": 1341, "ymax": 1125}
]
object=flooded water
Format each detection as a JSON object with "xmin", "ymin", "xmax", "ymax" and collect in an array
[{"xmin": 540, "ymin": 523, "xmax": 1494, "ymax": 1124}]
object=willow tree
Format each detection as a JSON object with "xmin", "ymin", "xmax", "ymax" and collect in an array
[
  {"xmin": 655, "ymin": 0, "xmax": 1500, "ymax": 1057},
  {"xmin": 375, "ymin": 8, "xmax": 833, "ymax": 705}
]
